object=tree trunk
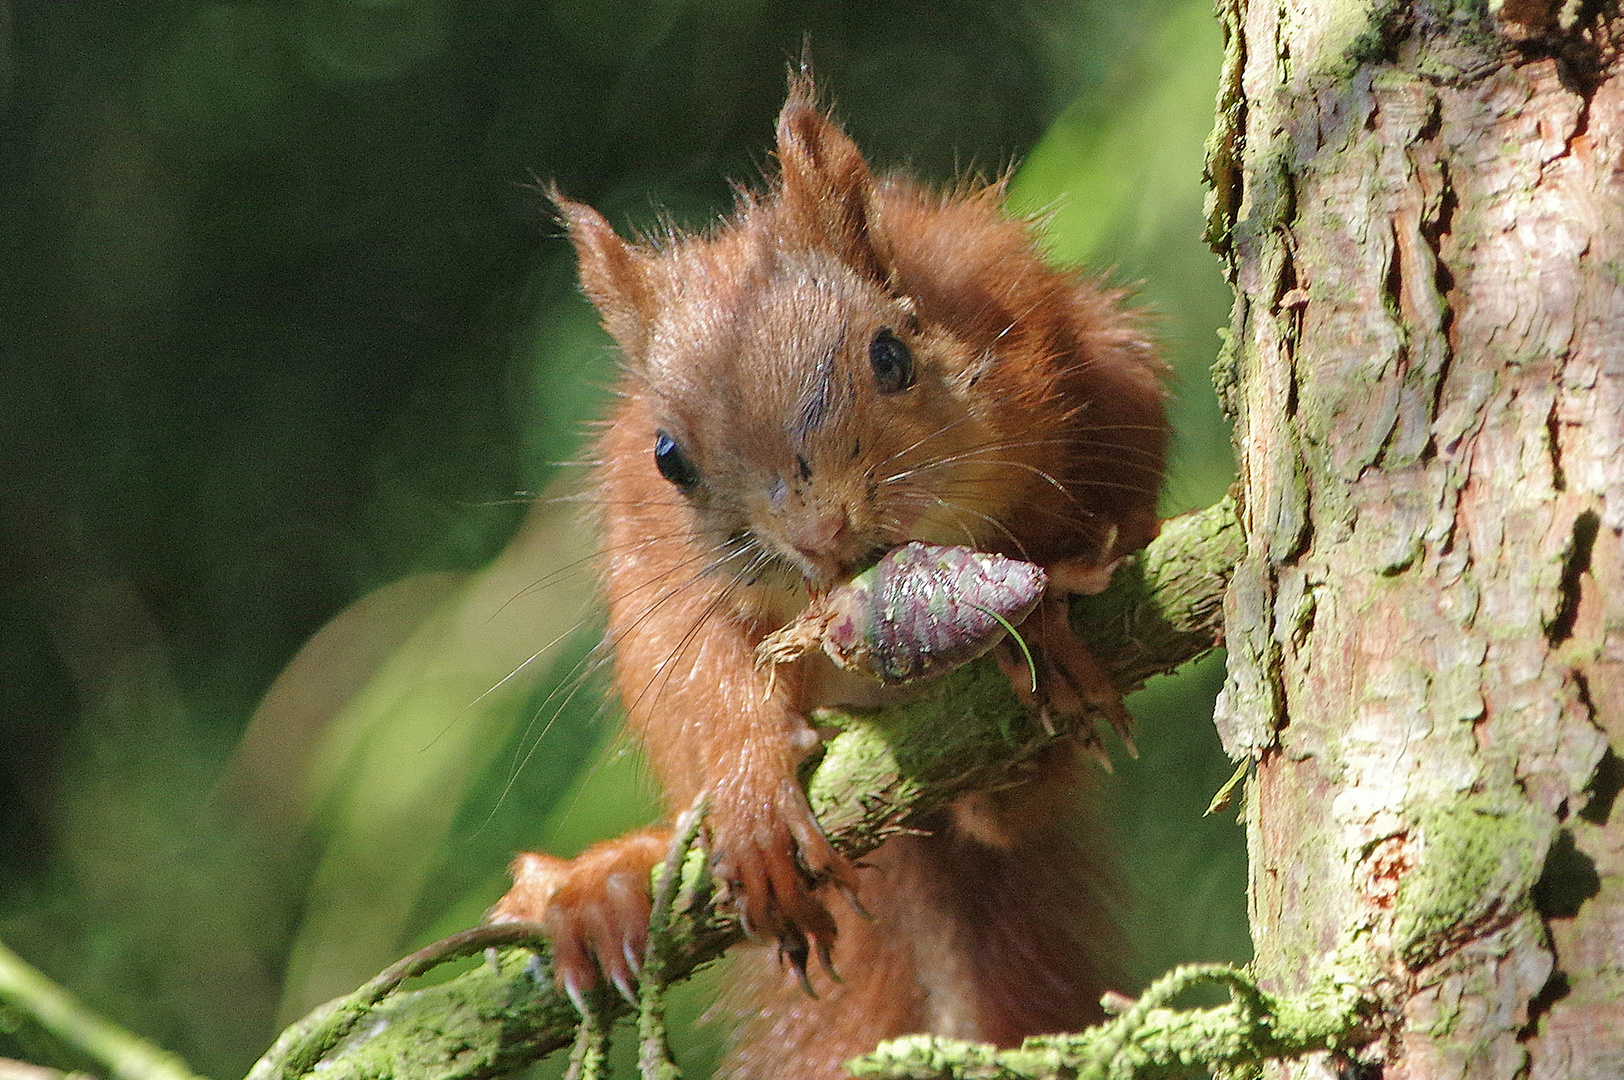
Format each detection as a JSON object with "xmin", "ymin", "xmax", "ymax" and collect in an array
[{"xmin": 1210, "ymin": 0, "xmax": 1624, "ymax": 1076}]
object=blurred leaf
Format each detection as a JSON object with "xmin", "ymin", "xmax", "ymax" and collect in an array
[
  {"xmin": 1011, "ymin": 0, "xmax": 1248, "ymax": 987},
  {"xmin": 275, "ymin": 498, "xmax": 600, "ymax": 1020},
  {"xmin": 139, "ymin": 5, "xmax": 301, "ymax": 153},
  {"xmin": 1009, "ymin": 0, "xmax": 1224, "ymax": 269},
  {"xmin": 1009, "ymin": 0, "xmax": 1235, "ymax": 509}
]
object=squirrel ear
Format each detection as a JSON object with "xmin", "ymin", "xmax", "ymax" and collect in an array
[
  {"xmin": 773, "ymin": 81, "xmax": 894, "ymax": 286},
  {"xmin": 551, "ymin": 189, "xmax": 654, "ymax": 359}
]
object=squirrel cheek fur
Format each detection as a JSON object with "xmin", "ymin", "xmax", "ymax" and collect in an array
[{"xmin": 489, "ymin": 76, "xmax": 1168, "ymax": 1078}]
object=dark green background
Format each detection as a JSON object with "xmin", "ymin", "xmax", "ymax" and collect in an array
[{"xmin": 0, "ymin": 2, "xmax": 1244, "ymax": 1076}]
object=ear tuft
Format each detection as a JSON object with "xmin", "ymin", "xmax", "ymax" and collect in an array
[
  {"xmin": 772, "ymin": 81, "xmax": 894, "ymax": 285},
  {"xmin": 551, "ymin": 187, "xmax": 655, "ymax": 359}
]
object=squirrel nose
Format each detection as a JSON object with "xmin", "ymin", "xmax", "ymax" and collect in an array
[{"xmin": 786, "ymin": 507, "xmax": 855, "ymax": 566}]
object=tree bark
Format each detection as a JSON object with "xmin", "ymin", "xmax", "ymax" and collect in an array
[{"xmin": 1209, "ymin": 0, "xmax": 1624, "ymax": 1077}]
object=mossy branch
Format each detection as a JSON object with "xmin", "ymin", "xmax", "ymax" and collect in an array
[
  {"xmin": 243, "ymin": 496, "xmax": 1243, "ymax": 1080},
  {"xmin": 847, "ymin": 963, "xmax": 1374, "ymax": 1080}
]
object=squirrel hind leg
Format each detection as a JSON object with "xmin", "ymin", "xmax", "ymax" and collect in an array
[{"xmin": 928, "ymin": 799, "xmax": 1122, "ymax": 1045}]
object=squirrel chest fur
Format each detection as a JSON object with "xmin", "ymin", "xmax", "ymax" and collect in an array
[{"xmin": 491, "ymin": 76, "xmax": 1168, "ymax": 1080}]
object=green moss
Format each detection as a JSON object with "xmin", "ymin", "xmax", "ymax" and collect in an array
[
  {"xmin": 1392, "ymin": 794, "xmax": 1553, "ymax": 970},
  {"xmin": 1291, "ymin": 0, "xmax": 1406, "ymax": 86},
  {"xmin": 849, "ymin": 963, "xmax": 1374, "ymax": 1080}
]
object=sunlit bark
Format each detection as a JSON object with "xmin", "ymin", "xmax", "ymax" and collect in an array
[{"xmin": 1210, "ymin": 1, "xmax": 1624, "ymax": 1075}]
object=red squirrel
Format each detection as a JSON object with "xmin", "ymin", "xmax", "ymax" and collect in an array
[{"xmin": 490, "ymin": 75, "xmax": 1167, "ymax": 1079}]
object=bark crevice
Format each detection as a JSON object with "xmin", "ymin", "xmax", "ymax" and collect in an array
[{"xmin": 1546, "ymin": 508, "xmax": 1598, "ymax": 644}]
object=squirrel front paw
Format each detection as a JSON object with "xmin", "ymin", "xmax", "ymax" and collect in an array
[
  {"xmin": 998, "ymin": 595, "xmax": 1134, "ymax": 744},
  {"xmin": 706, "ymin": 776, "xmax": 859, "ymax": 988},
  {"xmin": 488, "ymin": 828, "xmax": 670, "ymax": 1012}
]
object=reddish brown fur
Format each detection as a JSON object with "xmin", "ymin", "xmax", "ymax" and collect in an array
[{"xmin": 490, "ymin": 75, "xmax": 1166, "ymax": 1079}]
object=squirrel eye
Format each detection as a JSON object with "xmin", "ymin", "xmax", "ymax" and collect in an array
[
  {"xmin": 653, "ymin": 430, "xmax": 700, "ymax": 488},
  {"xmin": 869, "ymin": 328, "xmax": 914, "ymax": 394}
]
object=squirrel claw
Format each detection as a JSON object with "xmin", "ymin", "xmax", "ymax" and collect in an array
[
  {"xmin": 778, "ymin": 934, "xmax": 818, "ymax": 998},
  {"xmin": 1105, "ymin": 702, "xmax": 1138, "ymax": 755},
  {"xmin": 611, "ymin": 969, "xmax": 638, "ymax": 1006},
  {"xmin": 561, "ymin": 970, "xmax": 592, "ymax": 1020},
  {"xmin": 814, "ymin": 935, "xmax": 840, "ymax": 983},
  {"xmin": 1078, "ymin": 733, "xmax": 1116, "ymax": 773}
]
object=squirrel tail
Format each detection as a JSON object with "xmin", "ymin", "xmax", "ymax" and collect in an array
[{"xmin": 714, "ymin": 740, "xmax": 1121, "ymax": 1080}]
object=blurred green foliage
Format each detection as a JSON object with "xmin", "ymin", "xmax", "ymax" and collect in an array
[{"xmin": 0, "ymin": 2, "xmax": 1241, "ymax": 1077}]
